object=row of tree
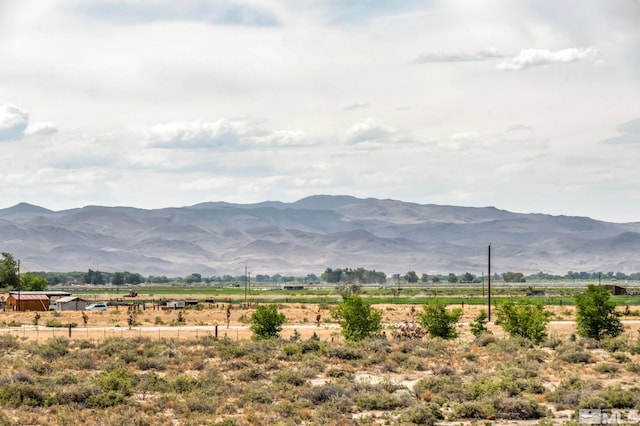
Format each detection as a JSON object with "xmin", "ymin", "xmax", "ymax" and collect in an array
[{"xmin": 249, "ymin": 284, "xmax": 623, "ymax": 344}]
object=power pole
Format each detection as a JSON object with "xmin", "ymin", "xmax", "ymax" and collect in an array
[
  {"xmin": 487, "ymin": 244, "xmax": 491, "ymax": 322},
  {"xmin": 17, "ymin": 260, "xmax": 21, "ymax": 312},
  {"xmin": 244, "ymin": 266, "xmax": 248, "ymax": 301}
]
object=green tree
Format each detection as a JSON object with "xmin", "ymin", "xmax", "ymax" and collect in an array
[
  {"xmin": 502, "ymin": 272, "xmax": 526, "ymax": 283},
  {"xmin": 420, "ymin": 273, "xmax": 428, "ymax": 283},
  {"xmin": 250, "ymin": 304, "xmax": 286, "ymax": 339},
  {"xmin": 20, "ymin": 272, "xmax": 47, "ymax": 291},
  {"xmin": 574, "ymin": 285, "xmax": 624, "ymax": 340},
  {"xmin": 469, "ymin": 310, "xmax": 490, "ymax": 338},
  {"xmin": 447, "ymin": 273, "xmax": 458, "ymax": 283},
  {"xmin": 405, "ymin": 271, "xmax": 419, "ymax": 283},
  {"xmin": 460, "ymin": 272, "xmax": 475, "ymax": 283},
  {"xmin": 495, "ymin": 299, "xmax": 550, "ymax": 344},
  {"xmin": 332, "ymin": 294, "xmax": 382, "ymax": 341},
  {"xmin": 418, "ymin": 299, "xmax": 462, "ymax": 339},
  {"xmin": 0, "ymin": 252, "xmax": 19, "ymax": 289}
]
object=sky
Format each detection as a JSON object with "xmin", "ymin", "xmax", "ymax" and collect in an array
[{"xmin": 0, "ymin": 0, "xmax": 639, "ymax": 223}]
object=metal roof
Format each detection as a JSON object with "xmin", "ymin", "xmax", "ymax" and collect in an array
[
  {"xmin": 54, "ymin": 296, "xmax": 87, "ymax": 303},
  {"xmin": 9, "ymin": 294, "xmax": 49, "ymax": 300}
]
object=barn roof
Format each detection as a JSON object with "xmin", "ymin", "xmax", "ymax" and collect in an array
[
  {"xmin": 54, "ymin": 296, "xmax": 87, "ymax": 303},
  {"xmin": 9, "ymin": 294, "xmax": 49, "ymax": 300}
]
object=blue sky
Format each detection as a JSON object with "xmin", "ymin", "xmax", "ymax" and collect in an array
[{"xmin": 0, "ymin": 0, "xmax": 639, "ymax": 222}]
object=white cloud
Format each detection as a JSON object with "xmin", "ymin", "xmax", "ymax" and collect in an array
[
  {"xmin": 415, "ymin": 48, "xmax": 503, "ymax": 63},
  {"xmin": 252, "ymin": 129, "xmax": 314, "ymax": 146},
  {"xmin": 25, "ymin": 121, "xmax": 58, "ymax": 137},
  {"xmin": 497, "ymin": 47, "xmax": 598, "ymax": 71},
  {"xmin": 0, "ymin": 104, "xmax": 29, "ymax": 141},
  {"xmin": 344, "ymin": 118, "xmax": 394, "ymax": 145},
  {"xmin": 75, "ymin": 0, "xmax": 281, "ymax": 27},
  {"xmin": 146, "ymin": 120, "xmax": 246, "ymax": 148},
  {"xmin": 600, "ymin": 118, "xmax": 640, "ymax": 145}
]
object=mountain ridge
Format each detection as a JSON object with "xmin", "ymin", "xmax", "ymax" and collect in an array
[{"xmin": 1, "ymin": 195, "xmax": 639, "ymax": 276}]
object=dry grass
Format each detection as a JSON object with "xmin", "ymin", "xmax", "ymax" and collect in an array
[{"xmin": 0, "ymin": 297, "xmax": 639, "ymax": 424}]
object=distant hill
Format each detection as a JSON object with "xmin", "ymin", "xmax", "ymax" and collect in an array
[{"xmin": 1, "ymin": 195, "xmax": 639, "ymax": 276}]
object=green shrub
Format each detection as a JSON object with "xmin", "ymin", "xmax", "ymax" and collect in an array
[
  {"xmin": 413, "ymin": 374, "xmax": 465, "ymax": 402},
  {"xmin": 575, "ymin": 285, "xmax": 624, "ymax": 340},
  {"xmin": 95, "ymin": 367, "xmax": 138, "ymax": 395},
  {"xmin": 0, "ymin": 334, "xmax": 19, "ymax": 350},
  {"xmin": 304, "ymin": 384, "xmax": 351, "ymax": 405},
  {"xmin": 0, "ymin": 382, "xmax": 46, "ymax": 407},
  {"xmin": 274, "ymin": 369, "xmax": 307, "ymax": 386},
  {"xmin": 35, "ymin": 337, "xmax": 69, "ymax": 361},
  {"xmin": 250, "ymin": 304, "xmax": 286, "ymax": 340},
  {"xmin": 398, "ymin": 403, "xmax": 444, "ymax": 425},
  {"xmin": 235, "ymin": 366, "xmax": 267, "ymax": 382},
  {"xmin": 495, "ymin": 299, "xmax": 550, "ymax": 344},
  {"xmin": 470, "ymin": 310, "xmax": 491, "ymax": 338},
  {"xmin": 493, "ymin": 395, "xmax": 546, "ymax": 419},
  {"xmin": 594, "ymin": 363, "xmax": 620, "ymax": 374},
  {"xmin": 86, "ymin": 390, "xmax": 128, "ymax": 408},
  {"xmin": 418, "ymin": 299, "xmax": 462, "ymax": 339},
  {"xmin": 332, "ymin": 294, "xmax": 382, "ymax": 341},
  {"xmin": 556, "ymin": 341, "xmax": 592, "ymax": 364},
  {"xmin": 453, "ymin": 400, "xmax": 496, "ymax": 419}
]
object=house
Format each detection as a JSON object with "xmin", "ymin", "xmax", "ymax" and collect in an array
[
  {"xmin": 165, "ymin": 300, "xmax": 185, "ymax": 309},
  {"xmin": 6, "ymin": 294, "xmax": 49, "ymax": 311},
  {"xmin": 50, "ymin": 296, "xmax": 89, "ymax": 311},
  {"xmin": 603, "ymin": 285, "xmax": 627, "ymax": 295}
]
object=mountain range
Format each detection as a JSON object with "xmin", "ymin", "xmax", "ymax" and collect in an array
[{"xmin": 1, "ymin": 195, "xmax": 639, "ymax": 277}]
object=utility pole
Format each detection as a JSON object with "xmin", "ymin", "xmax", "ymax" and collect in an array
[
  {"xmin": 17, "ymin": 260, "xmax": 21, "ymax": 312},
  {"xmin": 244, "ymin": 266, "xmax": 248, "ymax": 301},
  {"xmin": 487, "ymin": 244, "xmax": 491, "ymax": 322}
]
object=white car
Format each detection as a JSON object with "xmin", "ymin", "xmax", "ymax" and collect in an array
[{"xmin": 84, "ymin": 303, "xmax": 108, "ymax": 311}]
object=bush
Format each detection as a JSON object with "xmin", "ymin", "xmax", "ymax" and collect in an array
[
  {"xmin": 556, "ymin": 341, "xmax": 592, "ymax": 364},
  {"xmin": 575, "ymin": 285, "xmax": 624, "ymax": 340},
  {"xmin": 95, "ymin": 367, "xmax": 138, "ymax": 396},
  {"xmin": 398, "ymin": 403, "xmax": 443, "ymax": 425},
  {"xmin": 35, "ymin": 337, "xmax": 69, "ymax": 361},
  {"xmin": 332, "ymin": 294, "xmax": 382, "ymax": 341},
  {"xmin": 250, "ymin": 304, "xmax": 286, "ymax": 340},
  {"xmin": 470, "ymin": 310, "xmax": 491, "ymax": 338},
  {"xmin": 304, "ymin": 384, "xmax": 351, "ymax": 405},
  {"xmin": 493, "ymin": 395, "xmax": 546, "ymax": 419},
  {"xmin": 0, "ymin": 382, "xmax": 46, "ymax": 407},
  {"xmin": 418, "ymin": 299, "xmax": 462, "ymax": 339},
  {"xmin": 413, "ymin": 374, "xmax": 465, "ymax": 402},
  {"xmin": 495, "ymin": 300, "xmax": 551, "ymax": 344}
]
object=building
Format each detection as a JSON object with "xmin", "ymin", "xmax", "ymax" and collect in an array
[
  {"xmin": 603, "ymin": 285, "xmax": 627, "ymax": 295},
  {"xmin": 50, "ymin": 296, "xmax": 89, "ymax": 311},
  {"xmin": 6, "ymin": 294, "xmax": 50, "ymax": 311}
]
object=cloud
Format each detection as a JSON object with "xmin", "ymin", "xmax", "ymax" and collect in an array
[
  {"xmin": 25, "ymin": 122, "xmax": 58, "ymax": 137},
  {"xmin": 252, "ymin": 129, "xmax": 314, "ymax": 146},
  {"xmin": 600, "ymin": 118, "xmax": 640, "ymax": 145},
  {"xmin": 146, "ymin": 120, "xmax": 245, "ymax": 148},
  {"xmin": 344, "ymin": 118, "xmax": 394, "ymax": 145},
  {"xmin": 506, "ymin": 124, "xmax": 533, "ymax": 132},
  {"xmin": 415, "ymin": 48, "xmax": 503, "ymax": 64},
  {"xmin": 0, "ymin": 104, "xmax": 29, "ymax": 141},
  {"xmin": 344, "ymin": 103, "xmax": 369, "ymax": 111},
  {"xmin": 497, "ymin": 47, "xmax": 598, "ymax": 71},
  {"xmin": 146, "ymin": 120, "xmax": 315, "ymax": 149},
  {"xmin": 76, "ymin": 0, "xmax": 280, "ymax": 27}
]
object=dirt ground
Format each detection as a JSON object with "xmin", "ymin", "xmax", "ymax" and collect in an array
[{"xmin": 3, "ymin": 295, "xmax": 640, "ymax": 342}]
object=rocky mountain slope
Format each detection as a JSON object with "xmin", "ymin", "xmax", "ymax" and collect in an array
[{"xmin": 1, "ymin": 195, "xmax": 639, "ymax": 276}]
